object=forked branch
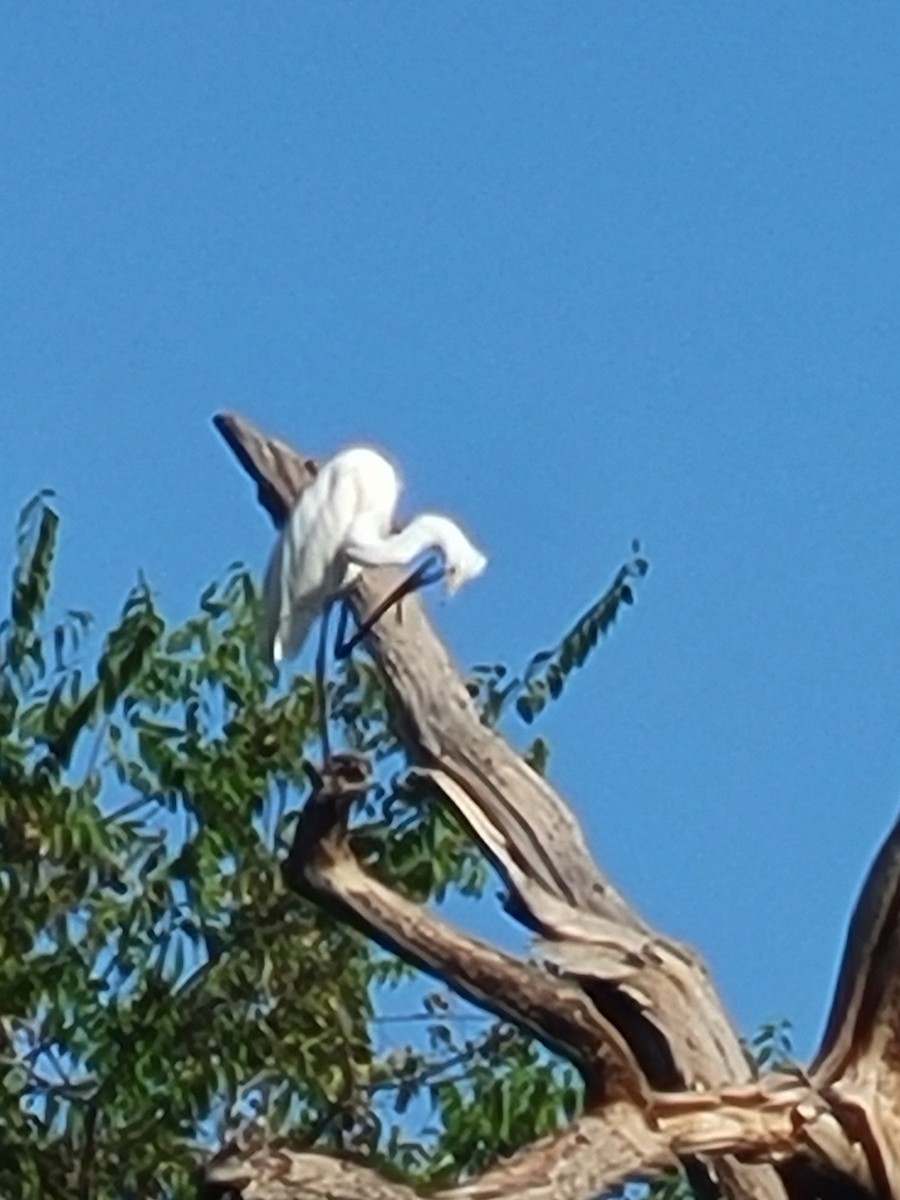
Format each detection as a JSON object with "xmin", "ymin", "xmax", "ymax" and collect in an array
[{"xmin": 210, "ymin": 412, "xmax": 900, "ymax": 1200}]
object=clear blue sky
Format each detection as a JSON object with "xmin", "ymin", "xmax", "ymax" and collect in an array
[{"xmin": 2, "ymin": 5, "xmax": 899, "ymax": 1062}]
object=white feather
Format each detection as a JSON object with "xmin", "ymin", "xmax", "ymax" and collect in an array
[{"xmin": 260, "ymin": 445, "xmax": 486, "ymax": 664}]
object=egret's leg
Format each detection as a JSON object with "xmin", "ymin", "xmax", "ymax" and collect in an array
[
  {"xmin": 316, "ymin": 601, "xmax": 334, "ymax": 761},
  {"xmin": 334, "ymin": 599, "xmax": 352, "ymax": 658},
  {"xmin": 334, "ymin": 555, "xmax": 445, "ymax": 659}
]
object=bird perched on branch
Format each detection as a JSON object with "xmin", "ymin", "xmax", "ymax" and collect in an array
[{"xmin": 260, "ymin": 445, "xmax": 486, "ymax": 756}]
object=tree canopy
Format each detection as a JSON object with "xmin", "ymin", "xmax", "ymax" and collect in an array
[{"xmin": 0, "ymin": 488, "xmax": 640, "ymax": 1199}]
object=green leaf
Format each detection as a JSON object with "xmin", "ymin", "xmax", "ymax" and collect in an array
[
  {"xmin": 0, "ymin": 501, "xmax": 597, "ymax": 1196},
  {"xmin": 515, "ymin": 544, "xmax": 650, "ymax": 725}
]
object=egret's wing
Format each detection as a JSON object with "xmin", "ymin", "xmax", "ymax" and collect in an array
[
  {"xmin": 259, "ymin": 537, "xmax": 320, "ymax": 664},
  {"xmin": 273, "ymin": 597, "xmax": 321, "ymax": 664},
  {"xmin": 259, "ymin": 457, "xmax": 365, "ymax": 663}
]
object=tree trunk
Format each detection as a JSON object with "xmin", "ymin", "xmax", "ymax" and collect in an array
[{"xmin": 208, "ymin": 412, "xmax": 899, "ymax": 1200}]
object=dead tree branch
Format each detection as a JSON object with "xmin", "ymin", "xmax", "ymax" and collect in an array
[{"xmin": 209, "ymin": 412, "xmax": 900, "ymax": 1200}]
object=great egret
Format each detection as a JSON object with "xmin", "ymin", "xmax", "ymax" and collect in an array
[{"xmin": 260, "ymin": 445, "xmax": 487, "ymax": 756}]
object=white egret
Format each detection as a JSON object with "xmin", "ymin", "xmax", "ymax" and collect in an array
[{"xmin": 260, "ymin": 445, "xmax": 487, "ymax": 756}]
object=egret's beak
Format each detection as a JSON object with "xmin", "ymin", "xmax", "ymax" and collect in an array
[{"xmin": 335, "ymin": 556, "xmax": 445, "ymax": 657}]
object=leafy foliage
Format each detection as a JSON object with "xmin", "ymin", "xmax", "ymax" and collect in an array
[
  {"xmin": 743, "ymin": 1018, "xmax": 796, "ymax": 1072},
  {"xmin": 465, "ymin": 542, "xmax": 649, "ymax": 731},
  {"xmin": 2, "ymin": 494, "xmax": 783, "ymax": 1200},
  {"xmin": 516, "ymin": 542, "xmax": 649, "ymax": 723},
  {"xmin": 0, "ymin": 498, "xmax": 582, "ymax": 1200},
  {"xmin": 423, "ymin": 1026, "xmax": 582, "ymax": 1185}
]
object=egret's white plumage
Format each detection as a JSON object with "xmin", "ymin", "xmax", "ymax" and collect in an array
[{"xmin": 261, "ymin": 446, "xmax": 486, "ymax": 665}]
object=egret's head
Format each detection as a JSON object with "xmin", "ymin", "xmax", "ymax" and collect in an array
[
  {"xmin": 413, "ymin": 513, "xmax": 487, "ymax": 595},
  {"xmin": 445, "ymin": 541, "xmax": 488, "ymax": 594}
]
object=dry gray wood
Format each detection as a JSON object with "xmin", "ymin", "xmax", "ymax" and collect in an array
[
  {"xmin": 205, "ymin": 1075, "xmax": 865, "ymax": 1200},
  {"xmin": 282, "ymin": 757, "xmax": 651, "ymax": 1111},
  {"xmin": 209, "ymin": 411, "xmax": 900, "ymax": 1200},
  {"xmin": 205, "ymin": 1110, "xmax": 672, "ymax": 1200},
  {"xmin": 807, "ymin": 812, "xmax": 900, "ymax": 1199}
]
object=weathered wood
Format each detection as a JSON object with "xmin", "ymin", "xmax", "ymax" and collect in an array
[
  {"xmin": 204, "ymin": 1080, "xmax": 866, "ymax": 1200},
  {"xmin": 808, "ymin": 810, "xmax": 900, "ymax": 1198},
  {"xmin": 812, "ymin": 811, "xmax": 900, "ymax": 1086},
  {"xmin": 283, "ymin": 760, "xmax": 651, "ymax": 1109},
  {"xmin": 205, "ymin": 1111, "xmax": 673, "ymax": 1200},
  {"xmin": 210, "ymin": 412, "xmax": 897, "ymax": 1200},
  {"xmin": 213, "ymin": 412, "xmax": 318, "ymax": 526}
]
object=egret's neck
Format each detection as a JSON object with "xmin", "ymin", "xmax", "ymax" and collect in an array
[{"xmin": 341, "ymin": 514, "xmax": 443, "ymax": 569}]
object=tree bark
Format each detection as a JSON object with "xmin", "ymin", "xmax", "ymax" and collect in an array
[{"xmin": 210, "ymin": 412, "xmax": 900, "ymax": 1200}]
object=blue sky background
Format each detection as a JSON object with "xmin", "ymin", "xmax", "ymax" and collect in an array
[{"xmin": 2, "ymin": 5, "xmax": 900, "ymax": 1063}]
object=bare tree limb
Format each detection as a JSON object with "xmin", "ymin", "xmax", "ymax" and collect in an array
[
  {"xmin": 812, "ymin": 810, "xmax": 900, "ymax": 1085},
  {"xmin": 204, "ymin": 1111, "xmax": 671, "ymax": 1200},
  {"xmin": 212, "ymin": 412, "xmax": 317, "ymax": 528},
  {"xmin": 210, "ymin": 412, "xmax": 897, "ymax": 1200},
  {"xmin": 205, "ymin": 1081, "xmax": 869, "ymax": 1200},
  {"xmin": 805, "ymin": 807, "xmax": 900, "ymax": 1200},
  {"xmin": 284, "ymin": 758, "xmax": 650, "ymax": 1110},
  {"xmin": 211, "ymin": 412, "xmax": 786, "ymax": 1200}
]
